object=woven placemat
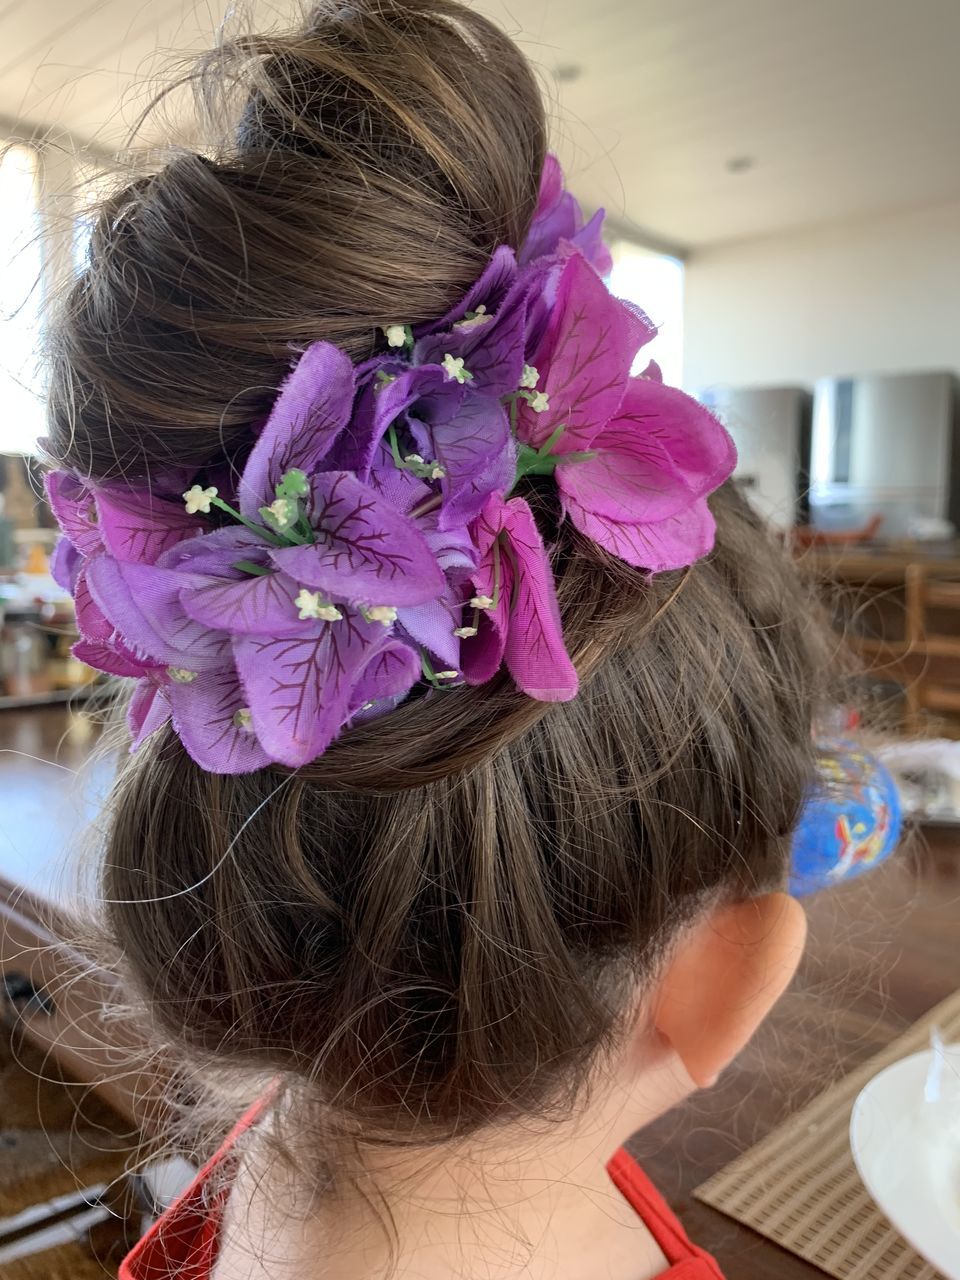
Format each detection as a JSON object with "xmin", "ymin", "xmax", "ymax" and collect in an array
[{"xmin": 694, "ymin": 988, "xmax": 960, "ymax": 1280}]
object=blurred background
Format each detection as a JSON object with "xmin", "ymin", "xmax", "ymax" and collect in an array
[{"xmin": 1, "ymin": 4, "xmax": 959, "ymax": 1277}]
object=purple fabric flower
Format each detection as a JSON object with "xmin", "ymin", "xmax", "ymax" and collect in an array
[
  {"xmin": 519, "ymin": 154, "xmax": 614, "ymax": 276},
  {"xmin": 461, "ymin": 494, "xmax": 577, "ymax": 702},
  {"xmin": 45, "ymin": 154, "xmax": 735, "ymax": 773}
]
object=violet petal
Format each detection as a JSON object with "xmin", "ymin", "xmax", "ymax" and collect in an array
[
  {"xmin": 234, "ymin": 610, "xmax": 381, "ymax": 766},
  {"xmin": 167, "ymin": 667, "xmax": 272, "ymax": 774},
  {"xmin": 272, "ymin": 471, "xmax": 443, "ymax": 607},
  {"xmin": 239, "ymin": 342, "xmax": 355, "ymax": 518},
  {"xmin": 96, "ymin": 486, "xmax": 197, "ymax": 565}
]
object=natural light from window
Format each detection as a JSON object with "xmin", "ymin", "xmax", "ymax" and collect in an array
[
  {"xmin": 607, "ymin": 240, "xmax": 684, "ymax": 388},
  {"xmin": 0, "ymin": 145, "xmax": 45, "ymax": 455}
]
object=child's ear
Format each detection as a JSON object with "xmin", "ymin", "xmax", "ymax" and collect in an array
[{"xmin": 653, "ymin": 894, "xmax": 807, "ymax": 1088}]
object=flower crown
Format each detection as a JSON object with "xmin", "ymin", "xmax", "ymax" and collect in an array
[{"xmin": 46, "ymin": 156, "xmax": 735, "ymax": 774}]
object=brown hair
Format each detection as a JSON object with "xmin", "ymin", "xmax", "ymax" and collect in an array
[{"xmin": 46, "ymin": 0, "xmax": 831, "ymax": 1152}]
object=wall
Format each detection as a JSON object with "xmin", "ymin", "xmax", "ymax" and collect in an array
[{"xmin": 683, "ymin": 200, "xmax": 960, "ymax": 391}]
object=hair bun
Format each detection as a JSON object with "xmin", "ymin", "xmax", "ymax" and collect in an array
[{"xmin": 47, "ymin": 0, "xmax": 546, "ymax": 480}]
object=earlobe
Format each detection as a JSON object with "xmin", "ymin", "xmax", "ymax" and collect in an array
[{"xmin": 653, "ymin": 893, "xmax": 807, "ymax": 1088}]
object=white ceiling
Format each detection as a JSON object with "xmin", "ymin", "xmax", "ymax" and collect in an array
[{"xmin": 2, "ymin": 0, "xmax": 959, "ymax": 249}]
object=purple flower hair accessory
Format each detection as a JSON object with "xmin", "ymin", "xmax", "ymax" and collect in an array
[{"xmin": 47, "ymin": 156, "xmax": 736, "ymax": 774}]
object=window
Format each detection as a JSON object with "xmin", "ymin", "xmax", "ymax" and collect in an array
[
  {"xmin": 0, "ymin": 144, "xmax": 45, "ymax": 455},
  {"xmin": 607, "ymin": 240, "xmax": 684, "ymax": 388}
]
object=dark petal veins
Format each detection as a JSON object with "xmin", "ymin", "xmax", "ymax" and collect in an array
[
  {"xmin": 500, "ymin": 497, "xmax": 578, "ymax": 702},
  {"xmin": 239, "ymin": 342, "xmax": 355, "ymax": 518},
  {"xmin": 44, "ymin": 471, "xmax": 103, "ymax": 557},
  {"xmin": 167, "ymin": 667, "xmax": 272, "ymax": 774},
  {"xmin": 272, "ymin": 471, "xmax": 443, "ymax": 607},
  {"xmin": 234, "ymin": 610, "xmax": 381, "ymax": 766},
  {"xmin": 180, "ymin": 569, "xmax": 309, "ymax": 637},
  {"xmin": 96, "ymin": 487, "xmax": 196, "ymax": 565}
]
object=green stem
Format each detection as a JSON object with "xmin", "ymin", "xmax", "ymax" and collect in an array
[
  {"xmin": 211, "ymin": 497, "xmax": 285, "ymax": 547},
  {"xmin": 537, "ymin": 424, "xmax": 567, "ymax": 457},
  {"xmin": 232, "ymin": 560, "xmax": 273, "ymax": 577},
  {"xmin": 387, "ymin": 424, "xmax": 405, "ymax": 470}
]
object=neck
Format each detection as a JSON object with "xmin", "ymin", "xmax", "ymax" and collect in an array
[{"xmin": 216, "ymin": 1050, "xmax": 693, "ymax": 1280}]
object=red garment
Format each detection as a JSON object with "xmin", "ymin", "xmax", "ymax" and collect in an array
[{"xmin": 121, "ymin": 1099, "xmax": 724, "ymax": 1280}]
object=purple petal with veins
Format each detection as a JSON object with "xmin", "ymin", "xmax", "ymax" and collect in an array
[
  {"xmin": 239, "ymin": 342, "xmax": 355, "ymax": 517},
  {"xmin": 272, "ymin": 471, "xmax": 443, "ymax": 607},
  {"xmin": 413, "ymin": 277, "xmax": 528, "ymax": 398},
  {"xmin": 421, "ymin": 395, "xmax": 515, "ymax": 531},
  {"xmin": 517, "ymin": 251, "xmax": 654, "ymax": 451},
  {"xmin": 180, "ymin": 570, "xmax": 309, "ymax": 637},
  {"xmin": 44, "ymin": 472, "xmax": 103, "ymax": 557},
  {"xmin": 365, "ymin": 439, "xmax": 432, "ymax": 514},
  {"xmin": 159, "ymin": 525, "xmax": 269, "ymax": 574},
  {"xmin": 167, "ymin": 667, "xmax": 271, "ymax": 774},
  {"xmin": 349, "ymin": 640, "xmax": 421, "ymax": 719},
  {"xmin": 96, "ymin": 487, "xmax": 196, "ymax": 564},
  {"xmin": 85, "ymin": 557, "xmax": 229, "ymax": 671},
  {"xmin": 416, "ymin": 245, "xmax": 518, "ymax": 336},
  {"xmin": 234, "ymin": 610, "xmax": 381, "ymax": 766}
]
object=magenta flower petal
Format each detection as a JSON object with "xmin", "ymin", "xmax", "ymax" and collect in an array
[
  {"xmin": 85, "ymin": 557, "xmax": 230, "ymax": 671},
  {"xmin": 614, "ymin": 379, "xmax": 737, "ymax": 494},
  {"xmin": 563, "ymin": 491, "xmax": 717, "ymax": 573},
  {"xmin": 73, "ymin": 638, "xmax": 158, "ymax": 679},
  {"xmin": 272, "ymin": 471, "xmax": 444, "ymax": 607},
  {"xmin": 500, "ymin": 498, "xmax": 578, "ymax": 701},
  {"xmin": 517, "ymin": 251, "xmax": 654, "ymax": 451},
  {"xmin": 44, "ymin": 471, "xmax": 103, "ymax": 557},
  {"xmin": 50, "ymin": 537, "xmax": 81, "ymax": 593},
  {"xmin": 233, "ymin": 611, "xmax": 381, "ymax": 767},
  {"xmin": 557, "ymin": 379, "xmax": 735, "ymax": 525},
  {"xmin": 95, "ymin": 487, "xmax": 196, "ymax": 565},
  {"xmin": 74, "ymin": 566, "xmax": 112, "ymax": 642},
  {"xmin": 128, "ymin": 681, "xmax": 171, "ymax": 749},
  {"xmin": 167, "ymin": 667, "xmax": 271, "ymax": 774},
  {"xmin": 239, "ymin": 342, "xmax": 355, "ymax": 518}
]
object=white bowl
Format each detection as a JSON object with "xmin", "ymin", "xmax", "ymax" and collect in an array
[{"xmin": 850, "ymin": 1047, "xmax": 960, "ymax": 1279}]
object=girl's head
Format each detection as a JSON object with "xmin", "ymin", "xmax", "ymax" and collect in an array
[{"xmin": 47, "ymin": 0, "xmax": 825, "ymax": 1154}]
